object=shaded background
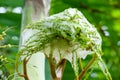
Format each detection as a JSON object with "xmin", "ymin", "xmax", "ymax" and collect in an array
[{"xmin": 0, "ymin": 0, "xmax": 120, "ymax": 80}]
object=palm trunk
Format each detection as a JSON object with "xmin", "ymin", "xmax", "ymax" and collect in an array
[{"xmin": 17, "ymin": 0, "xmax": 51, "ymax": 80}]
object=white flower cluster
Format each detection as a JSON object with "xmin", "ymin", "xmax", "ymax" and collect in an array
[{"xmin": 22, "ymin": 8, "xmax": 102, "ymax": 76}]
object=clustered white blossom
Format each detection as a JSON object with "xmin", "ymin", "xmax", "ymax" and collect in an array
[{"xmin": 21, "ymin": 8, "xmax": 102, "ymax": 76}]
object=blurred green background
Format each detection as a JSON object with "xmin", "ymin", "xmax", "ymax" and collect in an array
[{"xmin": 0, "ymin": 0, "xmax": 120, "ymax": 80}]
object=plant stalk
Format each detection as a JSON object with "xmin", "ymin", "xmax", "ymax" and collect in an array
[
  {"xmin": 75, "ymin": 54, "xmax": 97, "ymax": 80},
  {"xmin": 17, "ymin": 0, "xmax": 51, "ymax": 80}
]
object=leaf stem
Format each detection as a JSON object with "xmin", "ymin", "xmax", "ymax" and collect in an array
[
  {"xmin": 79, "ymin": 58, "xmax": 83, "ymax": 71},
  {"xmin": 75, "ymin": 54, "xmax": 97, "ymax": 80}
]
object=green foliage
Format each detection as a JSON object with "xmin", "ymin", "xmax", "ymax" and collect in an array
[
  {"xmin": 0, "ymin": 0, "xmax": 23, "ymax": 7},
  {"xmin": 0, "ymin": 29, "xmax": 16, "ymax": 79}
]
